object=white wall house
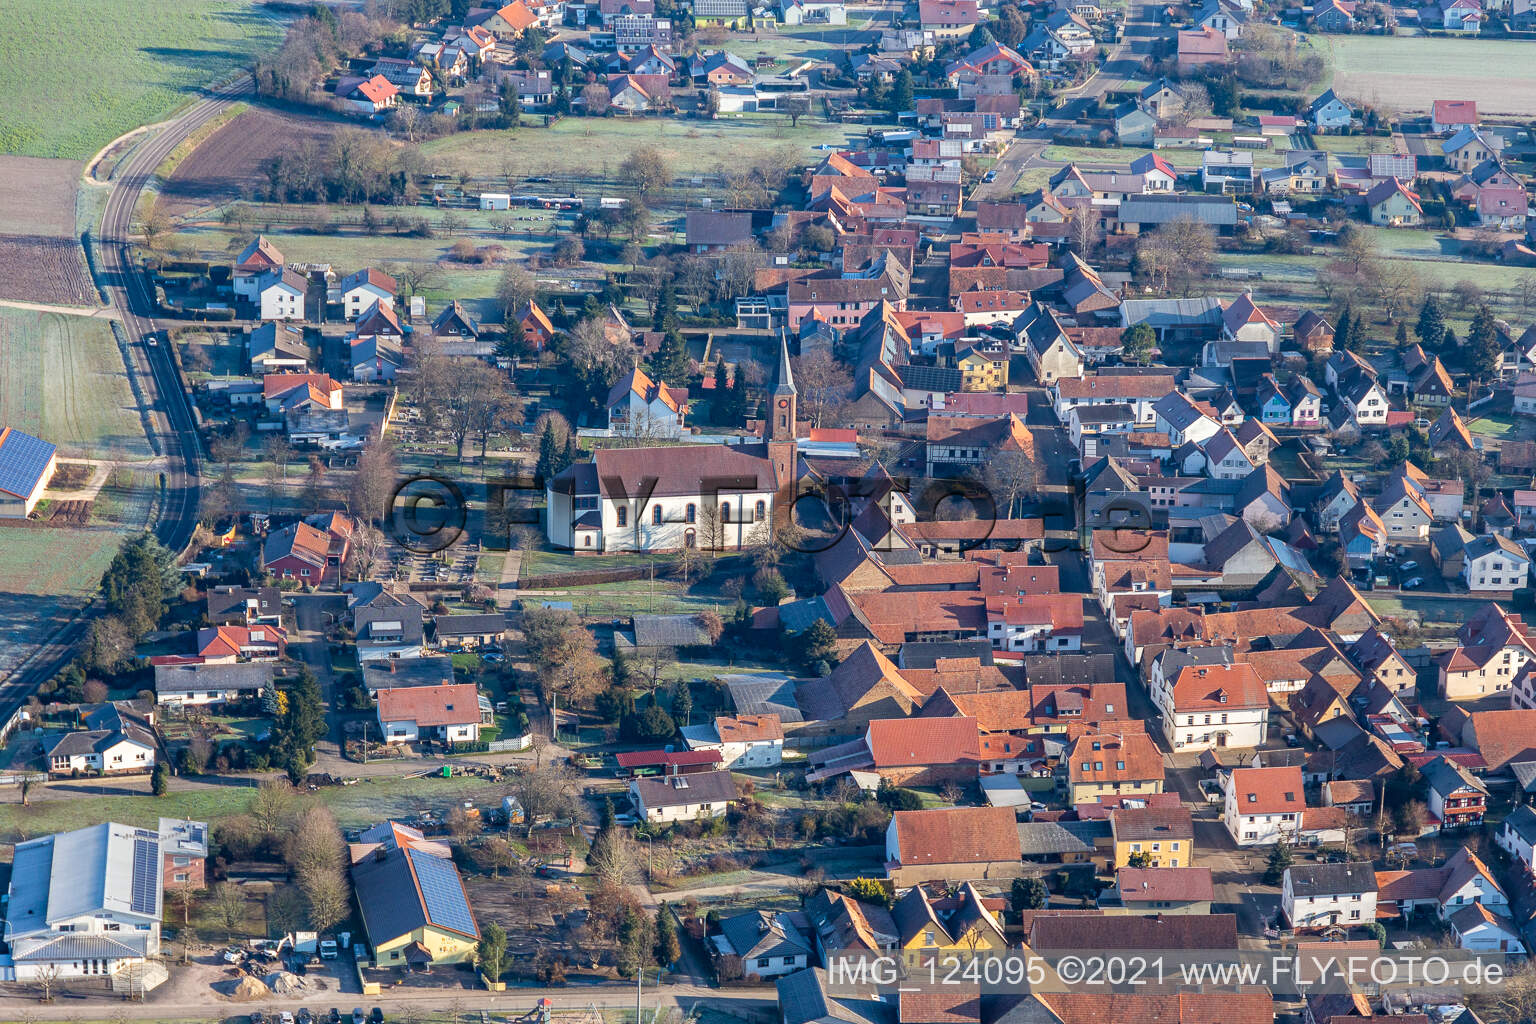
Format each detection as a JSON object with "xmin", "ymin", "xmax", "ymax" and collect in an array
[
  {"xmin": 546, "ymin": 446, "xmax": 786, "ymax": 553},
  {"xmin": 1152, "ymin": 663, "xmax": 1269, "ymax": 752},
  {"xmin": 4, "ymin": 823, "xmax": 163, "ymax": 981},
  {"xmin": 1224, "ymin": 765, "xmax": 1304, "ymax": 846},
  {"xmin": 339, "ymin": 268, "xmax": 396, "ymax": 320},
  {"xmin": 257, "ymin": 268, "xmax": 306, "ymax": 321},
  {"xmin": 1281, "ymin": 863, "xmax": 1378, "ymax": 930},
  {"xmin": 681, "ymin": 714, "xmax": 785, "ymax": 768},
  {"xmin": 1496, "ymin": 805, "xmax": 1536, "ymax": 875},
  {"xmin": 375, "ymin": 684, "xmax": 482, "ymax": 744},
  {"xmin": 607, "ymin": 367, "xmax": 687, "ymax": 439},
  {"xmin": 630, "ymin": 770, "xmax": 737, "ymax": 823}
]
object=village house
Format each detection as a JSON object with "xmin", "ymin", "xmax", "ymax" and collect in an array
[
  {"xmin": 1067, "ymin": 730, "xmax": 1164, "ymax": 805},
  {"xmin": 1150, "ymin": 661, "xmax": 1269, "ymax": 752},
  {"xmin": 376, "ymin": 683, "xmax": 485, "ymax": 745},
  {"xmin": 1224, "ymin": 765, "xmax": 1304, "ymax": 846},
  {"xmin": 885, "ymin": 806, "xmax": 1025, "ymax": 885},
  {"xmin": 1282, "ymin": 862, "xmax": 1378, "ymax": 930},
  {"xmin": 630, "ymin": 769, "xmax": 738, "ymax": 822}
]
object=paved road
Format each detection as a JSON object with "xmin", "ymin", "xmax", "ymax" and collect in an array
[
  {"xmin": 972, "ymin": 0, "xmax": 1167, "ymax": 202},
  {"xmin": 11, "ymin": 980, "xmax": 778, "ymax": 1022}
]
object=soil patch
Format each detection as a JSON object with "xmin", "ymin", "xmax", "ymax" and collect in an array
[
  {"xmin": 0, "ymin": 155, "xmax": 82, "ymax": 237},
  {"xmin": 0, "ymin": 236, "xmax": 97, "ymax": 306},
  {"xmin": 161, "ymin": 105, "xmax": 341, "ymax": 218}
]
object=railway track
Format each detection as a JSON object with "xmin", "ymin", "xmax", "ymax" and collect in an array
[{"xmin": 0, "ymin": 78, "xmax": 252, "ymax": 721}]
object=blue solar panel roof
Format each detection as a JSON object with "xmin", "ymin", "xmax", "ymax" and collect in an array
[
  {"xmin": 0, "ymin": 428, "xmax": 57, "ymax": 499},
  {"xmin": 407, "ymin": 846, "xmax": 478, "ymax": 938}
]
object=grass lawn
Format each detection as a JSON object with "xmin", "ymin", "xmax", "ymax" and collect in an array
[
  {"xmin": 0, "ymin": 774, "xmax": 517, "ymax": 844},
  {"xmin": 0, "ymin": 0, "xmax": 283, "ymax": 159},
  {"xmin": 1317, "ymin": 34, "xmax": 1536, "ymax": 115},
  {"xmin": 1365, "ymin": 594, "xmax": 1493, "ymax": 629},
  {"xmin": 0, "ymin": 308, "xmax": 155, "ymax": 460},
  {"xmin": 420, "ymin": 116, "xmax": 860, "ymax": 182},
  {"xmin": 521, "ymin": 547, "xmax": 669, "ymax": 577},
  {"xmin": 1465, "ymin": 413, "xmax": 1524, "ymax": 440}
]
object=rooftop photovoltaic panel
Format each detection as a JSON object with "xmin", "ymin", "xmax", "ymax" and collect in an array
[
  {"xmin": 130, "ymin": 837, "xmax": 158, "ymax": 916},
  {"xmin": 407, "ymin": 846, "xmax": 476, "ymax": 938},
  {"xmin": 0, "ymin": 428, "xmax": 57, "ymax": 499}
]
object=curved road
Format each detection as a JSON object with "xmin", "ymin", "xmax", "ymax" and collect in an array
[{"xmin": 0, "ymin": 81, "xmax": 250, "ymax": 722}]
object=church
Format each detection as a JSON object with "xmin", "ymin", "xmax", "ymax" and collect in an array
[{"xmin": 544, "ymin": 338, "xmax": 802, "ymax": 552}]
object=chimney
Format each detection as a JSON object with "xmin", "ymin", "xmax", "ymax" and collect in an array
[{"xmin": 390, "ymin": 660, "xmax": 396, "ymax": 673}]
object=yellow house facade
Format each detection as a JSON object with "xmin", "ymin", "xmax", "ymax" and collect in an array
[
  {"xmin": 352, "ymin": 839, "xmax": 480, "ymax": 968},
  {"xmin": 958, "ymin": 348, "xmax": 1008, "ymax": 392},
  {"xmin": 1110, "ymin": 807, "xmax": 1194, "ymax": 869},
  {"xmin": 892, "ymin": 883, "xmax": 1006, "ymax": 968}
]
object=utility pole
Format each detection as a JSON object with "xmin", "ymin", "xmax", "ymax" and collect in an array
[{"xmin": 636, "ymin": 956, "xmax": 643, "ymax": 1024}]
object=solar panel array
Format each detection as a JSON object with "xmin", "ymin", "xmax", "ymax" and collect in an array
[
  {"xmin": 408, "ymin": 847, "xmax": 476, "ymax": 937},
  {"xmin": 0, "ymin": 429, "xmax": 57, "ymax": 500},
  {"xmin": 130, "ymin": 836, "xmax": 159, "ymax": 916}
]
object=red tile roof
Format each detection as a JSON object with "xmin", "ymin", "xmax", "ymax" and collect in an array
[
  {"xmin": 1228, "ymin": 765, "xmax": 1304, "ymax": 815},
  {"xmin": 1068, "ymin": 731, "xmax": 1163, "ymax": 786},
  {"xmin": 376, "ymin": 683, "xmax": 481, "ymax": 727},
  {"xmin": 1116, "ymin": 866, "xmax": 1213, "ymax": 903},
  {"xmin": 867, "ymin": 716, "xmax": 981, "ymax": 767},
  {"xmin": 889, "ymin": 806, "xmax": 1021, "ymax": 866}
]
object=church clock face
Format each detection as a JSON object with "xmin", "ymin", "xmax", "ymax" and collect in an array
[{"xmin": 778, "ymin": 399, "xmax": 789, "ymax": 408}]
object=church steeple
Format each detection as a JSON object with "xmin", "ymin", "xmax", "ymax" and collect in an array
[{"xmin": 769, "ymin": 332, "xmax": 797, "ymax": 441}]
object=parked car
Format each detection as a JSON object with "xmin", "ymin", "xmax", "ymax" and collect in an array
[
  {"xmin": 1402, "ymin": 577, "xmax": 1424, "ymax": 589},
  {"xmin": 1398, "ymin": 560, "xmax": 1419, "ymax": 575},
  {"xmin": 328, "ymin": 1010, "xmax": 341, "ymax": 1024},
  {"xmin": 370, "ymin": 1009, "xmax": 385, "ymax": 1024},
  {"xmin": 354, "ymin": 1010, "xmax": 366, "ymax": 1024},
  {"xmin": 298, "ymin": 1011, "xmax": 315, "ymax": 1024},
  {"xmin": 280, "ymin": 1013, "xmax": 296, "ymax": 1024},
  {"xmin": 319, "ymin": 939, "xmax": 338, "ymax": 960}
]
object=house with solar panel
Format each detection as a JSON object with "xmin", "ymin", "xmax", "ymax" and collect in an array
[
  {"xmin": 3, "ymin": 822, "xmax": 165, "ymax": 984},
  {"xmin": 350, "ymin": 827, "xmax": 480, "ymax": 967},
  {"xmin": 0, "ymin": 427, "xmax": 57, "ymax": 518}
]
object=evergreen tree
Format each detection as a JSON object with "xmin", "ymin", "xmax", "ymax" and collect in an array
[
  {"xmin": 1442, "ymin": 326, "xmax": 1458, "ymax": 350},
  {"xmin": 730, "ymin": 361, "xmax": 751, "ymax": 425},
  {"xmin": 535, "ymin": 420, "xmax": 562, "ymax": 483},
  {"xmin": 99, "ymin": 534, "xmax": 177, "ymax": 640},
  {"xmin": 653, "ymin": 329, "xmax": 690, "ymax": 384},
  {"xmin": 671, "ymin": 682, "xmax": 692, "ymax": 728},
  {"xmin": 600, "ymin": 796, "xmax": 616, "ymax": 831},
  {"xmin": 798, "ymin": 620, "xmax": 839, "ymax": 673},
  {"xmin": 1395, "ymin": 320, "xmax": 1408, "ymax": 347},
  {"xmin": 655, "ymin": 904, "xmax": 681, "ymax": 966},
  {"xmin": 1416, "ymin": 295, "xmax": 1445, "ymax": 349},
  {"xmin": 1334, "ymin": 304, "xmax": 1354, "ymax": 352},
  {"xmin": 1262, "ymin": 842, "xmax": 1293, "ymax": 885},
  {"xmin": 1120, "ymin": 323, "xmax": 1156, "ymax": 365},
  {"xmin": 653, "ymin": 285, "xmax": 676, "ymax": 332},
  {"xmin": 611, "ymin": 647, "xmax": 633, "ymax": 689},
  {"xmin": 563, "ymin": 435, "xmax": 581, "ymax": 472},
  {"xmin": 888, "ymin": 69, "xmax": 914, "ymax": 120},
  {"xmin": 1468, "ymin": 305, "xmax": 1502, "ymax": 383},
  {"xmin": 1010, "ymin": 876, "xmax": 1048, "ymax": 912}
]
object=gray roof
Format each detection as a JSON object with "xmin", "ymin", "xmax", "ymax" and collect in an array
[
  {"xmin": 362, "ymin": 655, "xmax": 455, "ymax": 692},
  {"xmin": 896, "ymin": 363, "xmax": 964, "ymax": 393},
  {"xmin": 631, "ymin": 613, "xmax": 711, "ymax": 648},
  {"xmin": 1421, "ymin": 755, "xmax": 1487, "ymax": 798},
  {"xmin": 1504, "ymin": 803, "xmax": 1536, "ymax": 844},
  {"xmin": 434, "ymin": 613, "xmax": 508, "ymax": 639},
  {"xmin": 1286, "ymin": 861, "xmax": 1377, "ymax": 898},
  {"xmin": 1117, "ymin": 194, "xmax": 1238, "ymax": 228},
  {"xmin": 156, "ymin": 661, "xmax": 276, "ymax": 695},
  {"xmin": 1120, "ymin": 297, "xmax": 1225, "ymax": 329},
  {"xmin": 356, "ymin": 603, "xmax": 426, "ymax": 645},
  {"xmin": 899, "ymin": 640, "xmax": 995, "ymax": 670},
  {"xmin": 12, "ymin": 932, "xmax": 150, "ymax": 962},
  {"xmin": 206, "ymin": 585, "xmax": 282, "ymax": 623},
  {"xmin": 777, "ymin": 968, "xmax": 893, "ymax": 1024},
  {"xmin": 1016, "ymin": 819, "xmax": 1109, "ymax": 856},
  {"xmin": 8, "ymin": 823, "xmax": 162, "ymax": 937},
  {"xmin": 633, "ymin": 769, "xmax": 738, "ymax": 808},
  {"xmin": 723, "ymin": 673, "xmax": 804, "ymax": 722},
  {"xmin": 352, "ymin": 844, "xmax": 479, "ymax": 945},
  {"xmin": 1022, "ymin": 653, "xmax": 1115, "ymax": 688},
  {"xmin": 718, "ymin": 909, "xmax": 812, "ymax": 960}
]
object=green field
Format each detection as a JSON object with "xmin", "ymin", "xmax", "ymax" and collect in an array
[
  {"xmin": 0, "ymin": 0, "xmax": 283, "ymax": 159},
  {"xmin": 422, "ymin": 115, "xmax": 859, "ymax": 181},
  {"xmin": 0, "ymin": 774, "xmax": 515, "ymax": 845},
  {"xmin": 0, "ymin": 308, "xmax": 155, "ymax": 460},
  {"xmin": 1319, "ymin": 35, "xmax": 1536, "ymax": 115}
]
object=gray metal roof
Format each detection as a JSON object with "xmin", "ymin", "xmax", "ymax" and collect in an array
[
  {"xmin": 6, "ymin": 822, "xmax": 162, "ymax": 936},
  {"xmin": 777, "ymin": 968, "xmax": 892, "ymax": 1024},
  {"xmin": 1016, "ymin": 819, "xmax": 1109, "ymax": 856},
  {"xmin": 631, "ymin": 613, "xmax": 711, "ymax": 648},
  {"xmin": 1117, "ymin": 195, "xmax": 1237, "ymax": 227},
  {"xmin": 434, "ymin": 613, "xmax": 508, "ymax": 638},
  {"xmin": 723, "ymin": 674, "xmax": 804, "ymax": 722}
]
